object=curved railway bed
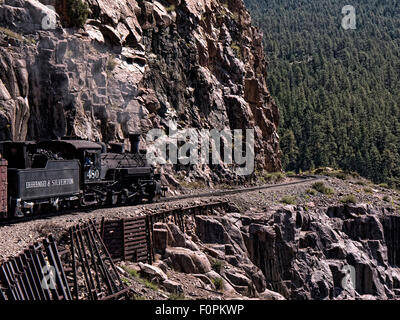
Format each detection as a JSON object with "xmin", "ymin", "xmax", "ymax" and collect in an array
[
  {"xmin": 0, "ymin": 175, "xmax": 321, "ymax": 227},
  {"xmin": 161, "ymin": 175, "xmax": 321, "ymax": 203}
]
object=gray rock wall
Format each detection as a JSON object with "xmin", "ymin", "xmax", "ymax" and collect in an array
[
  {"xmin": 0, "ymin": 0, "xmax": 281, "ymax": 178},
  {"xmin": 241, "ymin": 205, "xmax": 400, "ymax": 300}
]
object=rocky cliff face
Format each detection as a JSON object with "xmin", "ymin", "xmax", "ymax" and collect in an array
[
  {"xmin": 0, "ymin": 0, "xmax": 281, "ymax": 178},
  {"xmin": 241, "ymin": 204, "xmax": 400, "ymax": 300},
  {"xmin": 135, "ymin": 201, "xmax": 400, "ymax": 300}
]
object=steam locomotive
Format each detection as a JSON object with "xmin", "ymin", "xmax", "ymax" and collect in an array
[{"xmin": 0, "ymin": 135, "xmax": 163, "ymax": 219}]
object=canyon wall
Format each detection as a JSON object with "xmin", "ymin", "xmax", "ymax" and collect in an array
[{"xmin": 0, "ymin": 0, "xmax": 281, "ymax": 179}]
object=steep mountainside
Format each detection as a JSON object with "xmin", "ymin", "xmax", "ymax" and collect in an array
[
  {"xmin": 244, "ymin": 0, "xmax": 400, "ymax": 186},
  {"xmin": 0, "ymin": 0, "xmax": 281, "ymax": 181}
]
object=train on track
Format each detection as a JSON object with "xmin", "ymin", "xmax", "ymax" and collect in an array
[{"xmin": 0, "ymin": 135, "xmax": 164, "ymax": 219}]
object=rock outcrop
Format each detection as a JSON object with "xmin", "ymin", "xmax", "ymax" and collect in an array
[
  {"xmin": 149, "ymin": 203, "xmax": 400, "ymax": 300},
  {"xmin": 241, "ymin": 204, "xmax": 400, "ymax": 300},
  {"xmin": 0, "ymin": 0, "xmax": 281, "ymax": 180}
]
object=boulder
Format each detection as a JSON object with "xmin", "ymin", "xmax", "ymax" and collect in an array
[
  {"xmin": 17, "ymin": 0, "xmax": 60, "ymax": 32},
  {"xmin": 225, "ymin": 255, "xmax": 240, "ymax": 266},
  {"xmin": 138, "ymin": 262, "xmax": 168, "ymax": 283},
  {"xmin": 84, "ymin": 24, "xmax": 105, "ymax": 44},
  {"xmin": 139, "ymin": 88, "xmax": 160, "ymax": 113},
  {"xmin": 327, "ymin": 204, "xmax": 370, "ymax": 220},
  {"xmin": 184, "ymin": 239, "xmax": 200, "ymax": 252},
  {"xmin": 324, "ymin": 243, "xmax": 347, "ymax": 259},
  {"xmin": 99, "ymin": 25, "xmax": 122, "ymax": 46},
  {"xmin": 164, "ymin": 247, "xmax": 212, "ymax": 274},
  {"xmin": 259, "ymin": 289, "xmax": 286, "ymax": 300},
  {"xmin": 223, "ymin": 269, "xmax": 255, "ymax": 296},
  {"xmin": 162, "ymin": 279, "xmax": 184, "ymax": 294},
  {"xmin": 205, "ymin": 270, "xmax": 236, "ymax": 294},
  {"xmin": 153, "ymin": 260, "xmax": 169, "ymax": 273},
  {"xmin": 192, "ymin": 274, "xmax": 215, "ymax": 289},
  {"xmin": 154, "ymin": 222, "xmax": 199, "ymax": 251},
  {"xmin": 224, "ymin": 270, "xmax": 252, "ymax": 288},
  {"xmin": 327, "ymin": 206, "xmax": 347, "ymax": 220},
  {"xmin": 346, "ymin": 204, "xmax": 370, "ymax": 216},
  {"xmin": 203, "ymin": 244, "xmax": 226, "ymax": 260},
  {"xmin": 0, "ymin": 80, "xmax": 11, "ymax": 101}
]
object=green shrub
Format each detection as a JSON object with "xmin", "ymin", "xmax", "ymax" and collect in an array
[
  {"xmin": 312, "ymin": 182, "xmax": 326, "ymax": 192},
  {"xmin": 121, "ymin": 265, "xmax": 139, "ymax": 278},
  {"xmin": 280, "ymin": 195, "xmax": 296, "ymax": 205},
  {"xmin": 169, "ymin": 293, "xmax": 185, "ymax": 300},
  {"xmin": 107, "ymin": 56, "xmax": 118, "ymax": 72},
  {"xmin": 311, "ymin": 182, "xmax": 335, "ymax": 195},
  {"xmin": 312, "ymin": 168, "xmax": 360, "ymax": 180},
  {"xmin": 306, "ymin": 188, "xmax": 318, "ymax": 195},
  {"xmin": 165, "ymin": 5, "xmax": 176, "ymax": 12},
  {"xmin": 341, "ymin": 195, "xmax": 357, "ymax": 204},
  {"xmin": 69, "ymin": 0, "xmax": 90, "ymax": 28},
  {"xmin": 348, "ymin": 171, "xmax": 361, "ymax": 179},
  {"xmin": 363, "ymin": 187, "xmax": 373, "ymax": 194},
  {"xmin": 258, "ymin": 171, "xmax": 286, "ymax": 184},
  {"xmin": 131, "ymin": 295, "xmax": 147, "ymax": 300},
  {"xmin": 334, "ymin": 171, "xmax": 349, "ymax": 180},
  {"xmin": 144, "ymin": 279, "xmax": 158, "ymax": 291},
  {"xmin": 122, "ymin": 265, "xmax": 159, "ymax": 291},
  {"xmin": 270, "ymin": 172, "xmax": 286, "ymax": 181},
  {"xmin": 212, "ymin": 278, "xmax": 224, "ymax": 291}
]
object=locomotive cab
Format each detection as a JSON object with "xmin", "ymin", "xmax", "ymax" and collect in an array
[
  {"xmin": 83, "ymin": 150, "xmax": 101, "ymax": 183},
  {"xmin": 36, "ymin": 140, "xmax": 103, "ymax": 185}
]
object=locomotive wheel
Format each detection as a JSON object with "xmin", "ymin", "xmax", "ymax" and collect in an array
[
  {"xmin": 107, "ymin": 192, "xmax": 119, "ymax": 206},
  {"xmin": 14, "ymin": 208, "xmax": 24, "ymax": 218},
  {"xmin": 70, "ymin": 200, "xmax": 79, "ymax": 209},
  {"xmin": 131, "ymin": 196, "xmax": 140, "ymax": 205},
  {"xmin": 119, "ymin": 189, "xmax": 128, "ymax": 205}
]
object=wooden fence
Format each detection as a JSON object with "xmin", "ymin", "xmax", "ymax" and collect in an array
[{"xmin": 98, "ymin": 216, "xmax": 151, "ymax": 263}]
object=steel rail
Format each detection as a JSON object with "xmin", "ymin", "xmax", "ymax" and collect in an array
[{"xmin": 157, "ymin": 175, "xmax": 322, "ymax": 203}]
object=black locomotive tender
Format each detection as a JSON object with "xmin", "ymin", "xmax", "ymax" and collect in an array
[{"xmin": 0, "ymin": 135, "xmax": 163, "ymax": 219}]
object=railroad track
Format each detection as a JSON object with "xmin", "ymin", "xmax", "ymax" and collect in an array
[
  {"xmin": 0, "ymin": 175, "xmax": 322, "ymax": 227},
  {"xmin": 158, "ymin": 175, "xmax": 322, "ymax": 203}
]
